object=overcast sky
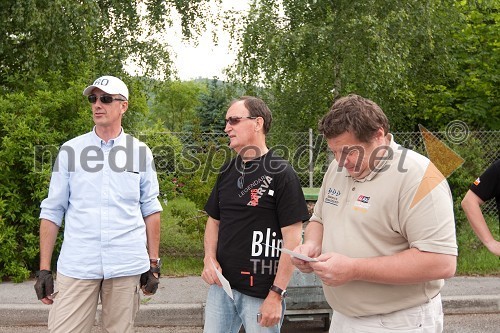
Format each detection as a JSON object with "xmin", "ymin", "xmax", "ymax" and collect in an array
[{"xmin": 165, "ymin": 1, "xmax": 250, "ymax": 81}]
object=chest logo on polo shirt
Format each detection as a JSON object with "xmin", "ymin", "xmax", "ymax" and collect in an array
[
  {"xmin": 353, "ymin": 194, "xmax": 371, "ymax": 213},
  {"xmin": 473, "ymin": 177, "xmax": 480, "ymax": 186},
  {"xmin": 325, "ymin": 187, "xmax": 341, "ymax": 206}
]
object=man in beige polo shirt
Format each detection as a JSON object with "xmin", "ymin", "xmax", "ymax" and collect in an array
[{"xmin": 292, "ymin": 94, "xmax": 457, "ymax": 332}]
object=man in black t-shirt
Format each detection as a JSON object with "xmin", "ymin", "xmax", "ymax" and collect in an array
[
  {"xmin": 201, "ymin": 96, "xmax": 309, "ymax": 333},
  {"xmin": 461, "ymin": 159, "xmax": 500, "ymax": 256}
]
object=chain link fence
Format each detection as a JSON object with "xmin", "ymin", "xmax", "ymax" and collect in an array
[{"xmin": 147, "ymin": 130, "xmax": 499, "ymax": 216}]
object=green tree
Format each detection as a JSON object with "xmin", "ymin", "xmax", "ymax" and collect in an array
[
  {"xmin": 0, "ymin": 0, "xmax": 218, "ymax": 89},
  {"xmin": 149, "ymin": 80, "xmax": 207, "ymax": 132},
  {"xmin": 196, "ymin": 79, "xmax": 238, "ymax": 132},
  {"xmin": 0, "ymin": 82, "xmax": 83, "ymax": 281},
  {"xmin": 414, "ymin": 0, "xmax": 500, "ymax": 130},
  {"xmin": 227, "ymin": 0, "xmax": 460, "ymax": 132}
]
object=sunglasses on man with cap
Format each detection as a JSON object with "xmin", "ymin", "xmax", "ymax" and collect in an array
[{"xmin": 87, "ymin": 94, "xmax": 127, "ymax": 104}]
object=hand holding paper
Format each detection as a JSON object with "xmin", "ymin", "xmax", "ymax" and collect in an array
[
  {"xmin": 266, "ymin": 243, "xmax": 318, "ymax": 262},
  {"xmin": 210, "ymin": 259, "xmax": 234, "ymax": 300},
  {"xmin": 281, "ymin": 247, "xmax": 319, "ymax": 262}
]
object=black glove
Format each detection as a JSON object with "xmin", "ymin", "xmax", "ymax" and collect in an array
[
  {"xmin": 34, "ymin": 270, "xmax": 54, "ymax": 300},
  {"xmin": 140, "ymin": 266, "xmax": 160, "ymax": 294}
]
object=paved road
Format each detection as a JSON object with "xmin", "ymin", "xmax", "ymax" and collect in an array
[
  {"xmin": 0, "ymin": 313, "xmax": 498, "ymax": 332},
  {"xmin": 282, "ymin": 314, "xmax": 500, "ymax": 333}
]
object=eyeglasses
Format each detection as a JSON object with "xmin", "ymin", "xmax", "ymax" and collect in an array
[
  {"xmin": 225, "ymin": 116, "xmax": 257, "ymax": 126},
  {"xmin": 88, "ymin": 94, "xmax": 126, "ymax": 104},
  {"xmin": 237, "ymin": 163, "xmax": 246, "ymax": 189}
]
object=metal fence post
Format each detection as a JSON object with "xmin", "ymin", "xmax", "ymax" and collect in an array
[{"xmin": 309, "ymin": 128, "xmax": 314, "ymax": 188}]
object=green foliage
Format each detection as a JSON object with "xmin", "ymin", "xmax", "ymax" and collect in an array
[
  {"xmin": 135, "ymin": 122, "xmax": 185, "ymax": 197},
  {"xmin": 0, "ymin": 0, "xmax": 218, "ymax": 87},
  {"xmin": 0, "ymin": 79, "xmax": 86, "ymax": 281},
  {"xmin": 447, "ymin": 137, "xmax": 490, "ymax": 220},
  {"xmin": 159, "ymin": 197, "xmax": 207, "ymax": 276},
  {"xmin": 445, "ymin": 135, "xmax": 498, "ymax": 275},
  {"xmin": 169, "ymin": 198, "xmax": 206, "ymax": 236},
  {"xmin": 196, "ymin": 79, "xmax": 234, "ymax": 133},
  {"xmin": 176, "ymin": 139, "xmax": 234, "ymax": 208},
  {"xmin": 136, "ymin": 122, "xmax": 231, "ymax": 209},
  {"xmin": 148, "ymin": 80, "xmax": 207, "ymax": 132},
  {"xmin": 159, "ymin": 197, "xmax": 205, "ymax": 258},
  {"xmin": 228, "ymin": 0, "xmax": 461, "ymax": 133},
  {"xmin": 0, "ymin": 215, "xmax": 30, "ymax": 282},
  {"xmin": 121, "ymin": 78, "xmax": 152, "ymax": 133},
  {"xmin": 135, "ymin": 121, "xmax": 230, "ymax": 208},
  {"xmin": 415, "ymin": 0, "xmax": 500, "ymax": 130}
]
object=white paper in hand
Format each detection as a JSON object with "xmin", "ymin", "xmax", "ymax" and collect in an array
[
  {"xmin": 211, "ymin": 259, "xmax": 234, "ymax": 300},
  {"xmin": 280, "ymin": 247, "xmax": 319, "ymax": 262},
  {"xmin": 266, "ymin": 244, "xmax": 318, "ymax": 262}
]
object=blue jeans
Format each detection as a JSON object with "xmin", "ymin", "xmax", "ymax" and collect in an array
[{"xmin": 203, "ymin": 284, "xmax": 285, "ymax": 333}]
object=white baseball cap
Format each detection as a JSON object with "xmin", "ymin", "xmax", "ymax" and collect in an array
[{"xmin": 83, "ymin": 75, "xmax": 129, "ymax": 100}]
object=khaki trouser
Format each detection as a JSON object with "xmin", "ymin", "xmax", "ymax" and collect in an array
[
  {"xmin": 330, "ymin": 294, "xmax": 443, "ymax": 333},
  {"xmin": 48, "ymin": 272, "xmax": 141, "ymax": 333}
]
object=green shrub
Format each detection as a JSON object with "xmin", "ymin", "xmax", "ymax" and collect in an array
[
  {"xmin": 170, "ymin": 138, "xmax": 233, "ymax": 208},
  {"xmin": 0, "ymin": 82, "xmax": 87, "ymax": 281},
  {"xmin": 159, "ymin": 197, "xmax": 206, "ymax": 276},
  {"xmin": 176, "ymin": 152, "xmax": 222, "ymax": 209},
  {"xmin": 160, "ymin": 197, "xmax": 205, "ymax": 256},
  {"xmin": 447, "ymin": 137, "xmax": 490, "ymax": 226}
]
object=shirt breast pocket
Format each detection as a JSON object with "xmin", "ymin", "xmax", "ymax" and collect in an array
[{"xmin": 116, "ymin": 171, "xmax": 140, "ymax": 202}]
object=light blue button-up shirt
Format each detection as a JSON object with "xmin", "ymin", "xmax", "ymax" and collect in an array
[{"xmin": 40, "ymin": 128, "xmax": 163, "ymax": 279}]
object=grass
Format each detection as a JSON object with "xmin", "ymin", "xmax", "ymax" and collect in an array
[
  {"xmin": 160, "ymin": 197, "xmax": 499, "ymax": 277},
  {"xmin": 164, "ymin": 256, "xmax": 204, "ymax": 276},
  {"xmin": 456, "ymin": 215, "xmax": 499, "ymax": 276}
]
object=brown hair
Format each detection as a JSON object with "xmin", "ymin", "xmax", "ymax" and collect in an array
[
  {"xmin": 230, "ymin": 96, "xmax": 273, "ymax": 134},
  {"xmin": 318, "ymin": 94, "xmax": 389, "ymax": 142}
]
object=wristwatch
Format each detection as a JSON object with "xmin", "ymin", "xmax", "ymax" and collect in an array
[
  {"xmin": 269, "ymin": 285, "xmax": 287, "ymax": 299},
  {"xmin": 149, "ymin": 258, "xmax": 161, "ymax": 268},
  {"xmin": 149, "ymin": 258, "xmax": 161, "ymax": 275}
]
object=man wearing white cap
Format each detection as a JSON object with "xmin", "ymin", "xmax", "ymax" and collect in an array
[{"xmin": 35, "ymin": 75, "xmax": 163, "ymax": 333}]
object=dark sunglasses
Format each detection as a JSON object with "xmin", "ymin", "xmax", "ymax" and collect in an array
[
  {"xmin": 88, "ymin": 94, "xmax": 126, "ymax": 104},
  {"xmin": 225, "ymin": 116, "xmax": 257, "ymax": 126}
]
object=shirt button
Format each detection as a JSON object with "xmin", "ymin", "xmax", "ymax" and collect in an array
[{"xmin": 352, "ymin": 187, "xmax": 356, "ymax": 191}]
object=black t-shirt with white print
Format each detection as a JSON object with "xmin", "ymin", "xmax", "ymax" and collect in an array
[
  {"xmin": 470, "ymin": 159, "xmax": 500, "ymax": 221},
  {"xmin": 205, "ymin": 150, "xmax": 310, "ymax": 299}
]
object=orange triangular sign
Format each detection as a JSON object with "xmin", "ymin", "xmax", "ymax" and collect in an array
[{"xmin": 418, "ymin": 125, "xmax": 464, "ymax": 178}]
